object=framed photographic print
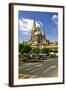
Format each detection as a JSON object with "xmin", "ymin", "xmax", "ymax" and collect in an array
[{"xmin": 9, "ymin": 3, "xmax": 64, "ymax": 87}]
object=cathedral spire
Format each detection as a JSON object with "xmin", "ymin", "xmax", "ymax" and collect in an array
[{"xmin": 32, "ymin": 20, "xmax": 36, "ymax": 33}]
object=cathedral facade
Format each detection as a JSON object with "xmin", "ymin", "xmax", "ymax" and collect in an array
[{"xmin": 27, "ymin": 20, "xmax": 49, "ymax": 48}]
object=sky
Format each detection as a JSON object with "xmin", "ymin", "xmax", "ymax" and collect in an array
[{"xmin": 18, "ymin": 10, "xmax": 58, "ymax": 43}]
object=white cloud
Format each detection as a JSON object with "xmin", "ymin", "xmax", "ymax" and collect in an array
[
  {"xmin": 22, "ymin": 32, "xmax": 31, "ymax": 35},
  {"xmin": 19, "ymin": 18, "xmax": 33, "ymax": 32},
  {"xmin": 18, "ymin": 18, "xmax": 41, "ymax": 34},
  {"xmin": 51, "ymin": 15, "xmax": 58, "ymax": 25}
]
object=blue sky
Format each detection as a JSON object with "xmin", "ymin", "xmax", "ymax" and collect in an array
[{"xmin": 18, "ymin": 10, "xmax": 58, "ymax": 43}]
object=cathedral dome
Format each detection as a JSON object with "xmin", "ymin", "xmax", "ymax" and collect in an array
[
  {"xmin": 34, "ymin": 27, "xmax": 42, "ymax": 35},
  {"xmin": 34, "ymin": 31, "xmax": 41, "ymax": 35}
]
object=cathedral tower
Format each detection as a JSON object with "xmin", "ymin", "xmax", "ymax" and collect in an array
[
  {"xmin": 27, "ymin": 20, "xmax": 49, "ymax": 48},
  {"xmin": 32, "ymin": 20, "xmax": 36, "ymax": 33},
  {"xmin": 31, "ymin": 20, "xmax": 37, "ymax": 41}
]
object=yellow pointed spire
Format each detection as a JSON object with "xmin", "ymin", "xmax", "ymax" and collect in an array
[{"xmin": 32, "ymin": 20, "xmax": 36, "ymax": 33}]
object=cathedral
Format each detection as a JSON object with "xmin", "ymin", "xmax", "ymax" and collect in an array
[{"xmin": 27, "ymin": 20, "xmax": 49, "ymax": 48}]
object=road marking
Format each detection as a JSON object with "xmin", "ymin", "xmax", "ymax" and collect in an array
[
  {"xmin": 19, "ymin": 60, "xmax": 52, "ymax": 69},
  {"xmin": 29, "ymin": 63, "xmax": 49, "ymax": 73},
  {"xmin": 19, "ymin": 60, "xmax": 48, "ymax": 69},
  {"xmin": 30, "ymin": 67, "xmax": 42, "ymax": 73},
  {"xmin": 30, "ymin": 64, "xmax": 56, "ymax": 73},
  {"xmin": 26, "ymin": 64, "xmax": 43, "ymax": 71},
  {"xmin": 25, "ymin": 60, "xmax": 49, "ymax": 71},
  {"xmin": 43, "ymin": 65, "xmax": 56, "ymax": 74},
  {"xmin": 19, "ymin": 59, "xmax": 57, "ymax": 73},
  {"xmin": 19, "ymin": 63, "xmax": 41, "ymax": 69},
  {"xmin": 20, "ymin": 60, "xmax": 53, "ymax": 72},
  {"xmin": 19, "ymin": 74, "xmax": 38, "ymax": 79}
]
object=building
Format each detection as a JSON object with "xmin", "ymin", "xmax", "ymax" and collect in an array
[{"xmin": 27, "ymin": 20, "xmax": 58, "ymax": 48}]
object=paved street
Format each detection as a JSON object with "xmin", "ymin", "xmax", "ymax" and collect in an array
[{"xmin": 19, "ymin": 58, "xmax": 58, "ymax": 79}]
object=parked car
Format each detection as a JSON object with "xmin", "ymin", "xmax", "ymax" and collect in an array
[
  {"xmin": 49, "ymin": 52, "xmax": 58, "ymax": 57},
  {"xmin": 39, "ymin": 53, "xmax": 48, "ymax": 59}
]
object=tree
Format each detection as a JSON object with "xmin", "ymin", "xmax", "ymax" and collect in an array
[
  {"xmin": 31, "ymin": 47, "xmax": 40, "ymax": 54},
  {"xmin": 49, "ymin": 48, "xmax": 58, "ymax": 53},
  {"xmin": 19, "ymin": 43, "xmax": 32, "ymax": 55},
  {"xmin": 41, "ymin": 48, "xmax": 49, "ymax": 55},
  {"xmin": 52, "ymin": 48, "xmax": 58, "ymax": 53}
]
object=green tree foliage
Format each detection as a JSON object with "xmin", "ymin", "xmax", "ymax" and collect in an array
[
  {"xmin": 41, "ymin": 48, "xmax": 49, "ymax": 54},
  {"xmin": 52, "ymin": 48, "xmax": 58, "ymax": 53},
  {"xmin": 31, "ymin": 47, "xmax": 40, "ymax": 54},
  {"xmin": 49, "ymin": 48, "xmax": 58, "ymax": 53},
  {"xmin": 19, "ymin": 43, "xmax": 32, "ymax": 55}
]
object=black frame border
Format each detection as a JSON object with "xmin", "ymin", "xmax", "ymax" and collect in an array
[{"xmin": 9, "ymin": 3, "xmax": 65, "ymax": 87}]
